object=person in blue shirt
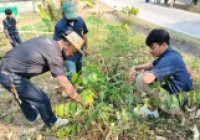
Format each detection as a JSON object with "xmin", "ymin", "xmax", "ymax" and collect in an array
[
  {"xmin": 3, "ymin": 9, "xmax": 22, "ymax": 48},
  {"xmin": 128, "ymin": 29, "xmax": 193, "ymax": 117},
  {"xmin": 53, "ymin": 1, "xmax": 88, "ymax": 81}
]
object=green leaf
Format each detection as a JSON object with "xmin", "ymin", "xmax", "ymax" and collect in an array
[
  {"xmin": 70, "ymin": 103, "xmax": 77, "ymax": 116},
  {"xmin": 143, "ymin": 98, "xmax": 151, "ymax": 108},
  {"xmin": 37, "ymin": 5, "xmax": 51, "ymax": 20},
  {"xmin": 82, "ymin": 78, "xmax": 88, "ymax": 86},
  {"xmin": 88, "ymin": 72, "xmax": 97, "ymax": 83},
  {"xmin": 84, "ymin": 0, "xmax": 95, "ymax": 7},
  {"xmin": 71, "ymin": 73, "xmax": 78, "ymax": 83},
  {"xmin": 171, "ymin": 95, "xmax": 179, "ymax": 108},
  {"xmin": 76, "ymin": 104, "xmax": 83, "ymax": 116},
  {"xmin": 55, "ymin": 104, "xmax": 64, "ymax": 118},
  {"xmin": 150, "ymin": 97, "xmax": 160, "ymax": 108},
  {"xmin": 84, "ymin": 121, "xmax": 91, "ymax": 131},
  {"xmin": 164, "ymin": 95, "xmax": 172, "ymax": 110},
  {"xmin": 57, "ymin": 128, "xmax": 64, "ymax": 139},
  {"xmin": 71, "ymin": 124, "xmax": 77, "ymax": 136},
  {"xmin": 76, "ymin": 77, "xmax": 83, "ymax": 85},
  {"xmin": 64, "ymin": 103, "xmax": 71, "ymax": 117},
  {"xmin": 121, "ymin": 109, "xmax": 128, "ymax": 121},
  {"xmin": 81, "ymin": 89, "xmax": 95, "ymax": 106},
  {"xmin": 88, "ymin": 111, "xmax": 98, "ymax": 121},
  {"xmin": 92, "ymin": 72, "xmax": 98, "ymax": 83},
  {"xmin": 77, "ymin": 123, "xmax": 82, "ymax": 134},
  {"xmin": 196, "ymin": 91, "xmax": 200, "ymax": 105},
  {"xmin": 121, "ymin": 6, "xmax": 139, "ymax": 16},
  {"xmin": 188, "ymin": 92, "xmax": 195, "ymax": 107},
  {"xmin": 65, "ymin": 125, "xmax": 72, "ymax": 137},
  {"xmin": 178, "ymin": 93, "xmax": 185, "ymax": 107}
]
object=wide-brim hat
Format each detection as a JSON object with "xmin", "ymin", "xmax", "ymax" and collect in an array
[
  {"xmin": 63, "ymin": 31, "xmax": 84, "ymax": 53},
  {"xmin": 62, "ymin": 1, "xmax": 78, "ymax": 19}
]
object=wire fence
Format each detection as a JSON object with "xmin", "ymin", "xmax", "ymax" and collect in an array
[{"xmin": 0, "ymin": 26, "xmax": 109, "ymax": 48}]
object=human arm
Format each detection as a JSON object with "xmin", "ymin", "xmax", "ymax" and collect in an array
[
  {"xmin": 128, "ymin": 62, "xmax": 153, "ymax": 83},
  {"xmin": 83, "ymin": 34, "xmax": 88, "ymax": 56},
  {"xmin": 3, "ymin": 20, "xmax": 12, "ymax": 43},
  {"xmin": 82, "ymin": 19, "xmax": 89, "ymax": 56},
  {"xmin": 4, "ymin": 29, "xmax": 12, "ymax": 43},
  {"xmin": 56, "ymin": 76, "xmax": 81, "ymax": 103}
]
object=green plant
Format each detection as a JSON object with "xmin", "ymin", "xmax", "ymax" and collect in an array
[
  {"xmin": 83, "ymin": 0, "xmax": 96, "ymax": 7},
  {"xmin": 121, "ymin": 6, "xmax": 140, "ymax": 16},
  {"xmin": 37, "ymin": 5, "xmax": 54, "ymax": 31},
  {"xmin": 52, "ymin": 15, "xmax": 200, "ymax": 140}
]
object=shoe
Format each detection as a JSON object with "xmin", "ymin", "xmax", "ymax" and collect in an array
[
  {"xmin": 53, "ymin": 118, "xmax": 69, "ymax": 127},
  {"xmin": 134, "ymin": 106, "xmax": 159, "ymax": 118}
]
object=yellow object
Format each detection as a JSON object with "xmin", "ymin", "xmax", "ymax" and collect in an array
[{"xmin": 63, "ymin": 31, "xmax": 84, "ymax": 54}]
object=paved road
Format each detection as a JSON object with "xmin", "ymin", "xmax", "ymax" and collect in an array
[{"xmin": 101, "ymin": 0, "xmax": 200, "ymax": 39}]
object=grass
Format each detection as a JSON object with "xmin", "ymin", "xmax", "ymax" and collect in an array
[
  {"xmin": 163, "ymin": 3, "xmax": 200, "ymax": 14},
  {"xmin": 107, "ymin": 11, "xmax": 200, "ymax": 48},
  {"xmin": 0, "ymin": 5, "xmax": 200, "ymax": 140},
  {"xmin": 97, "ymin": 1, "xmax": 200, "ymax": 57},
  {"xmin": 17, "ymin": 12, "xmax": 41, "ymax": 29}
]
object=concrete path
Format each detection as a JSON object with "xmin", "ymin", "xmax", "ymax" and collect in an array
[{"xmin": 101, "ymin": 0, "xmax": 200, "ymax": 39}]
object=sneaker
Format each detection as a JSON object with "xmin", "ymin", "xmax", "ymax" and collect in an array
[
  {"xmin": 134, "ymin": 106, "xmax": 159, "ymax": 118},
  {"xmin": 38, "ymin": 118, "xmax": 69, "ymax": 130},
  {"xmin": 53, "ymin": 118, "xmax": 69, "ymax": 127}
]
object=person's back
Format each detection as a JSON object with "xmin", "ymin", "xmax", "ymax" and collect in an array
[
  {"xmin": 0, "ymin": 36, "xmax": 81, "ymax": 127},
  {"xmin": 1, "ymin": 37, "xmax": 65, "ymax": 78},
  {"xmin": 152, "ymin": 47, "xmax": 193, "ymax": 93}
]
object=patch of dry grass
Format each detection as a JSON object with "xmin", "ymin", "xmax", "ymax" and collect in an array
[{"xmin": 17, "ymin": 12, "xmax": 41, "ymax": 29}]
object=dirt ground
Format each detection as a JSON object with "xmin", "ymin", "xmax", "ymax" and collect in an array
[
  {"xmin": 0, "ymin": 1, "xmax": 200, "ymax": 140},
  {"xmin": 170, "ymin": 4, "xmax": 200, "ymax": 14},
  {"xmin": 154, "ymin": 2, "xmax": 200, "ymax": 14}
]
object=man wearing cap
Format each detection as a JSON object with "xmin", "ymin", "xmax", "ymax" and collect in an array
[
  {"xmin": 0, "ymin": 36, "xmax": 81, "ymax": 127},
  {"xmin": 53, "ymin": 1, "xmax": 89, "ymax": 81}
]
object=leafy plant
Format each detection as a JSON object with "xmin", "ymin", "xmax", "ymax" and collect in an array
[
  {"xmin": 83, "ymin": 0, "xmax": 95, "ymax": 7},
  {"xmin": 121, "ymin": 6, "xmax": 140, "ymax": 16},
  {"xmin": 37, "ymin": 5, "xmax": 54, "ymax": 31},
  {"xmin": 53, "ymin": 15, "xmax": 200, "ymax": 140}
]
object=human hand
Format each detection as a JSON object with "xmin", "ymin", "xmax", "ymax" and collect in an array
[
  {"xmin": 84, "ymin": 50, "xmax": 89, "ymax": 57},
  {"xmin": 128, "ymin": 66, "xmax": 137, "ymax": 84},
  {"xmin": 74, "ymin": 94, "xmax": 82, "ymax": 103}
]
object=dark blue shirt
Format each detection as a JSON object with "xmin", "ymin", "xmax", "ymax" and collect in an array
[
  {"xmin": 151, "ymin": 47, "xmax": 193, "ymax": 94},
  {"xmin": 3, "ymin": 17, "xmax": 18, "ymax": 36},
  {"xmin": 53, "ymin": 16, "xmax": 88, "ymax": 61}
]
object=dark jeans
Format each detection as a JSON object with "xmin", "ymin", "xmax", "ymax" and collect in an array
[
  {"xmin": 0, "ymin": 67, "xmax": 57, "ymax": 126},
  {"xmin": 10, "ymin": 34, "xmax": 22, "ymax": 48},
  {"xmin": 66, "ymin": 56, "xmax": 82, "ymax": 81}
]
